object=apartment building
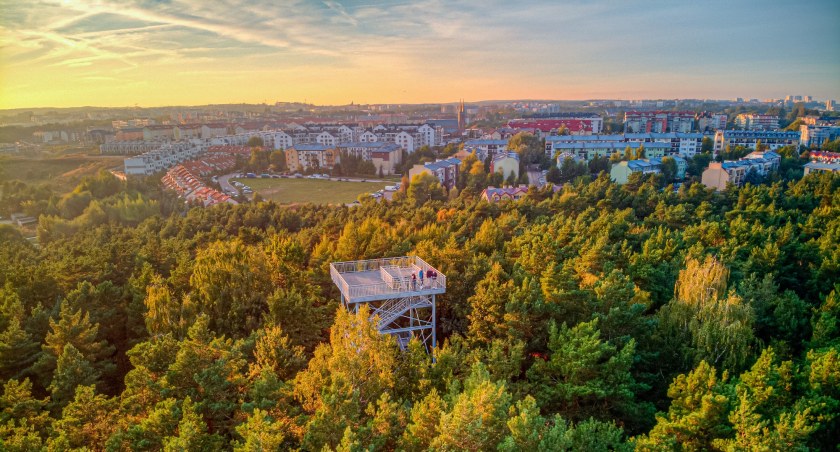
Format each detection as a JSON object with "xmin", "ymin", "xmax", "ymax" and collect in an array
[
  {"xmin": 610, "ymin": 156, "xmax": 686, "ymax": 184},
  {"xmin": 507, "ymin": 113, "xmax": 603, "ymax": 135},
  {"xmin": 624, "ymin": 111, "xmax": 694, "ymax": 133},
  {"xmin": 701, "ymin": 151, "xmax": 781, "ymax": 191},
  {"xmin": 408, "ymin": 158, "xmax": 461, "ymax": 190},
  {"xmin": 124, "ymin": 143, "xmax": 204, "ymax": 176},
  {"xmin": 799, "ymin": 125, "xmax": 840, "ymax": 148},
  {"xmin": 547, "ymin": 133, "xmax": 707, "ymax": 158},
  {"xmin": 284, "ymin": 145, "xmax": 339, "ymax": 172},
  {"xmin": 713, "ymin": 130, "xmax": 800, "ymax": 153},
  {"xmin": 463, "ymin": 139, "xmax": 510, "ymax": 160},
  {"xmin": 490, "ymin": 152, "xmax": 520, "ymax": 180},
  {"xmin": 337, "ymin": 142, "xmax": 403, "ymax": 175},
  {"xmin": 696, "ymin": 112, "xmax": 728, "ymax": 132},
  {"xmin": 734, "ymin": 114, "xmax": 779, "ymax": 131}
]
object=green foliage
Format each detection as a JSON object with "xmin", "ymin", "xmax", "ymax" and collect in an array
[
  {"xmin": 526, "ymin": 318, "xmax": 639, "ymax": 421},
  {"xmin": 407, "ymin": 172, "xmax": 446, "ymax": 206},
  {"xmin": 0, "ymin": 151, "xmax": 838, "ymax": 450},
  {"xmin": 190, "ymin": 239, "xmax": 273, "ymax": 337}
]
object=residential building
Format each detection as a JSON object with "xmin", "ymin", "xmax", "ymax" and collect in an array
[
  {"xmin": 696, "ymin": 112, "xmax": 728, "ymax": 132},
  {"xmin": 804, "ymin": 162, "xmax": 840, "ymax": 175},
  {"xmin": 545, "ymin": 132, "xmax": 705, "ymax": 157},
  {"xmin": 337, "ymin": 142, "xmax": 403, "ymax": 175},
  {"xmin": 713, "ymin": 130, "xmax": 800, "ymax": 154},
  {"xmin": 734, "ymin": 114, "xmax": 779, "ymax": 131},
  {"xmin": 799, "ymin": 125, "xmax": 840, "ymax": 148},
  {"xmin": 162, "ymin": 156, "xmax": 238, "ymax": 207},
  {"xmin": 507, "ymin": 113, "xmax": 603, "ymax": 135},
  {"xmin": 624, "ymin": 111, "xmax": 694, "ymax": 133},
  {"xmin": 408, "ymin": 158, "xmax": 461, "ymax": 190},
  {"xmin": 552, "ymin": 141, "xmax": 671, "ymax": 162},
  {"xmin": 480, "ymin": 186, "xmax": 529, "ymax": 203},
  {"xmin": 115, "ymin": 127, "xmax": 144, "ymax": 141},
  {"xmin": 143, "ymin": 125, "xmax": 175, "ymax": 141},
  {"xmin": 490, "ymin": 152, "xmax": 520, "ymax": 180},
  {"xmin": 610, "ymin": 159, "xmax": 662, "ymax": 184},
  {"xmin": 609, "ymin": 156, "xmax": 686, "ymax": 185},
  {"xmin": 101, "ymin": 140, "xmax": 162, "ymax": 155},
  {"xmin": 284, "ymin": 145, "xmax": 339, "ymax": 172},
  {"xmin": 809, "ymin": 151, "xmax": 840, "ymax": 164},
  {"xmin": 701, "ymin": 151, "xmax": 780, "ymax": 191},
  {"xmin": 174, "ymin": 124, "xmax": 202, "ymax": 140},
  {"xmin": 463, "ymin": 139, "xmax": 509, "ymax": 160},
  {"xmin": 124, "ymin": 143, "xmax": 203, "ymax": 175},
  {"xmin": 201, "ymin": 124, "xmax": 229, "ymax": 139}
]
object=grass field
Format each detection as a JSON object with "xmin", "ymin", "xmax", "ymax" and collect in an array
[
  {"xmin": 0, "ymin": 155, "xmax": 125, "ymax": 191},
  {"xmin": 231, "ymin": 177, "xmax": 394, "ymax": 204}
]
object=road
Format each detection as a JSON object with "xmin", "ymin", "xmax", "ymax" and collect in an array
[{"xmin": 218, "ymin": 173, "xmax": 238, "ymax": 195}]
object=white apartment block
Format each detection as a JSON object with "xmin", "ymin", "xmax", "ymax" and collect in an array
[
  {"xmin": 713, "ymin": 130, "xmax": 800, "ymax": 153},
  {"xmin": 734, "ymin": 114, "xmax": 779, "ymax": 131},
  {"xmin": 546, "ymin": 133, "xmax": 707, "ymax": 158},
  {"xmin": 124, "ymin": 143, "xmax": 205, "ymax": 176}
]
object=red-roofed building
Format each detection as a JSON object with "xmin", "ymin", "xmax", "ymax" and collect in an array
[{"xmin": 507, "ymin": 117, "xmax": 602, "ymax": 135}]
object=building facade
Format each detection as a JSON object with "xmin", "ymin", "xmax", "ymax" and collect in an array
[
  {"xmin": 624, "ymin": 111, "xmax": 694, "ymax": 133},
  {"xmin": 713, "ymin": 130, "xmax": 800, "ymax": 153},
  {"xmin": 408, "ymin": 158, "xmax": 461, "ymax": 190},
  {"xmin": 734, "ymin": 114, "xmax": 779, "ymax": 131},
  {"xmin": 490, "ymin": 152, "xmax": 520, "ymax": 180},
  {"xmin": 701, "ymin": 151, "xmax": 781, "ymax": 191},
  {"xmin": 799, "ymin": 125, "xmax": 840, "ymax": 148},
  {"xmin": 284, "ymin": 145, "xmax": 339, "ymax": 173}
]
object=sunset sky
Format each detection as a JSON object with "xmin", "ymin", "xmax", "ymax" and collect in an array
[{"xmin": 1, "ymin": 0, "xmax": 839, "ymax": 109}]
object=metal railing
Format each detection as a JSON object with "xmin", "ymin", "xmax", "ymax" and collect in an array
[{"xmin": 330, "ymin": 256, "xmax": 446, "ymax": 302}]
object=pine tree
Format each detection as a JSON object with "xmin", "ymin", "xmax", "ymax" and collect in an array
[
  {"xmin": 49, "ymin": 385, "xmax": 117, "ymax": 449},
  {"xmin": 233, "ymin": 408, "xmax": 287, "ymax": 452},
  {"xmin": 0, "ymin": 378, "xmax": 50, "ymax": 448},
  {"xmin": 34, "ymin": 301, "xmax": 114, "ymax": 388},
  {"xmin": 400, "ymin": 388, "xmax": 445, "ymax": 452},
  {"xmin": 526, "ymin": 318, "xmax": 637, "ymax": 421},
  {"xmin": 0, "ymin": 318, "xmax": 39, "ymax": 380},
  {"xmin": 432, "ymin": 363, "xmax": 512, "ymax": 450},
  {"xmin": 49, "ymin": 343, "xmax": 100, "ymax": 407},
  {"xmin": 162, "ymin": 397, "xmax": 223, "ymax": 451},
  {"xmin": 635, "ymin": 361, "xmax": 730, "ymax": 450}
]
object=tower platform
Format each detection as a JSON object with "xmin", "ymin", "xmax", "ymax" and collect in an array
[{"xmin": 330, "ymin": 256, "xmax": 445, "ymax": 350}]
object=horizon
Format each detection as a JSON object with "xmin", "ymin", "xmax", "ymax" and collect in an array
[
  {"xmin": 0, "ymin": 97, "xmax": 818, "ymax": 113},
  {"xmin": 1, "ymin": 0, "xmax": 839, "ymax": 110}
]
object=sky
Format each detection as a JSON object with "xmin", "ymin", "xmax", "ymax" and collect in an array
[{"xmin": 1, "ymin": 0, "xmax": 839, "ymax": 109}]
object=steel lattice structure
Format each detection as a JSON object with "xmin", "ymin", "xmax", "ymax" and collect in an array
[{"xmin": 330, "ymin": 256, "xmax": 445, "ymax": 351}]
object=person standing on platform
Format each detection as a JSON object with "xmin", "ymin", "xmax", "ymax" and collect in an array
[
  {"xmin": 412, "ymin": 274, "xmax": 417, "ymax": 291},
  {"xmin": 419, "ymin": 269, "xmax": 424, "ymax": 287}
]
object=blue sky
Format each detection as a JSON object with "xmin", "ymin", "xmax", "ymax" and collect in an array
[{"xmin": 1, "ymin": 0, "xmax": 838, "ymax": 108}]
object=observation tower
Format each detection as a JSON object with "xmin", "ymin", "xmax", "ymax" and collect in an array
[{"xmin": 329, "ymin": 256, "xmax": 446, "ymax": 351}]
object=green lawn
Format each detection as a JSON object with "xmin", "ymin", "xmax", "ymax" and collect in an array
[{"xmin": 231, "ymin": 177, "xmax": 394, "ymax": 204}]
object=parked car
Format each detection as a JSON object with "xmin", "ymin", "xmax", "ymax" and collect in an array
[
  {"xmin": 245, "ymin": 173, "xmax": 256, "ymax": 178},
  {"xmin": 260, "ymin": 173, "xmax": 270, "ymax": 178}
]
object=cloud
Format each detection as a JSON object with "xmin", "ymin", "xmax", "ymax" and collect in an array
[{"xmin": 1, "ymin": 0, "xmax": 839, "ymax": 108}]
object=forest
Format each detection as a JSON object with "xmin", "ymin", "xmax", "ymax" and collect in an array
[{"xmin": 0, "ymin": 165, "xmax": 838, "ymax": 451}]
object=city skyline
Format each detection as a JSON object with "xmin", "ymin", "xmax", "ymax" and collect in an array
[{"xmin": 1, "ymin": 0, "xmax": 839, "ymax": 109}]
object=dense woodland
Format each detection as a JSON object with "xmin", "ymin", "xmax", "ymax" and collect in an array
[{"xmin": 0, "ymin": 158, "xmax": 839, "ymax": 450}]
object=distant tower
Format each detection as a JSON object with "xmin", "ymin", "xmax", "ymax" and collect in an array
[
  {"xmin": 457, "ymin": 99, "xmax": 466, "ymax": 131},
  {"xmin": 330, "ymin": 256, "xmax": 446, "ymax": 351}
]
